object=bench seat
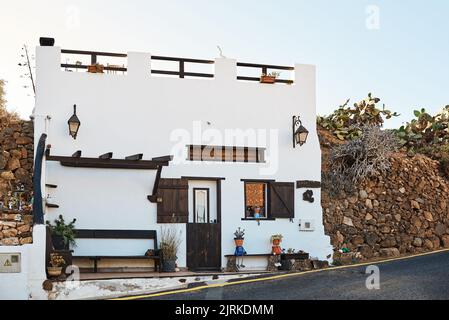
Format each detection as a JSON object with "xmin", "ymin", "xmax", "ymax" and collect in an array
[{"xmin": 73, "ymin": 255, "xmax": 161, "ymax": 273}]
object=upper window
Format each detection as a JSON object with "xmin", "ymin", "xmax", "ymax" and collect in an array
[
  {"xmin": 244, "ymin": 182, "xmax": 267, "ymax": 219},
  {"xmin": 187, "ymin": 145, "xmax": 265, "ymax": 163}
]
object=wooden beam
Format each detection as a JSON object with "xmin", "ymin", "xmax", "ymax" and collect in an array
[
  {"xmin": 182, "ymin": 176, "xmax": 226, "ymax": 181},
  {"xmin": 47, "ymin": 155, "xmax": 169, "ymax": 170},
  {"xmin": 45, "ymin": 203, "xmax": 59, "ymax": 208},
  {"xmin": 99, "ymin": 152, "xmax": 113, "ymax": 159},
  {"xmin": 296, "ymin": 180, "xmax": 321, "ymax": 188},
  {"xmin": 151, "ymin": 155, "xmax": 173, "ymax": 162},
  {"xmin": 148, "ymin": 165, "xmax": 163, "ymax": 203},
  {"xmin": 125, "ymin": 153, "xmax": 143, "ymax": 161},
  {"xmin": 72, "ymin": 150, "xmax": 82, "ymax": 158}
]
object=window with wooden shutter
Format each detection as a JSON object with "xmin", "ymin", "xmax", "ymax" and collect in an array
[
  {"xmin": 268, "ymin": 182, "xmax": 295, "ymax": 219},
  {"xmin": 157, "ymin": 178, "xmax": 189, "ymax": 223}
]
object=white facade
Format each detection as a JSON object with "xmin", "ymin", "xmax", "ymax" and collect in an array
[{"xmin": 34, "ymin": 46, "xmax": 332, "ymax": 271}]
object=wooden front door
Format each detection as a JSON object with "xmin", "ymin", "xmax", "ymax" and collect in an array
[{"xmin": 186, "ymin": 223, "xmax": 221, "ymax": 271}]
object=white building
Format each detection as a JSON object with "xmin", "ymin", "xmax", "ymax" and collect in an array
[{"xmin": 33, "ymin": 43, "xmax": 332, "ymax": 273}]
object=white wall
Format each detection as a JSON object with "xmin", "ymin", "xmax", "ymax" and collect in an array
[
  {"xmin": 34, "ymin": 46, "xmax": 332, "ymax": 270},
  {"xmin": 0, "ymin": 225, "xmax": 47, "ymax": 300}
]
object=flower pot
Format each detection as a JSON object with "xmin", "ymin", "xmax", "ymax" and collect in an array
[
  {"xmin": 260, "ymin": 75, "xmax": 276, "ymax": 84},
  {"xmin": 87, "ymin": 64, "xmax": 104, "ymax": 73},
  {"xmin": 161, "ymin": 259, "xmax": 177, "ymax": 272},
  {"xmin": 234, "ymin": 239, "xmax": 244, "ymax": 247},
  {"xmin": 47, "ymin": 267, "xmax": 62, "ymax": 277},
  {"xmin": 52, "ymin": 235, "xmax": 69, "ymax": 250},
  {"xmin": 272, "ymin": 239, "xmax": 281, "ymax": 246}
]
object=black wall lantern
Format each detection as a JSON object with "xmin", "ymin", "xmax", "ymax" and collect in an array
[
  {"xmin": 292, "ymin": 115, "xmax": 309, "ymax": 147},
  {"xmin": 68, "ymin": 104, "xmax": 80, "ymax": 139}
]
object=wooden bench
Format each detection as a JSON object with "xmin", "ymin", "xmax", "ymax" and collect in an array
[{"xmin": 73, "ymin": 229, "xmax": 160, "ymax": 273}]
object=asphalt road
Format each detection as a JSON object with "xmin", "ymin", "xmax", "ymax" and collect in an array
[{"xmin": 145, "ymin": 251, "xmax": 449, "ymax": 300}]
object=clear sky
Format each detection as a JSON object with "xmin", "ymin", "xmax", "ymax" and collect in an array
[{"xmin": 1, "ymin": 0, "xmax": 448, "ymax": 128}]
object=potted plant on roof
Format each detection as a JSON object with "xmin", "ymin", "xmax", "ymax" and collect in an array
[
  {"xmin": 47, "ymin": 253, "xmax": 65, "ymax": 277},
  {"xmin": 260, "ymin": 71, "xmax": 280, "ymax": 84},
  {"xmin": 87, "ymin": 63, "xmax": 104, "ymax": 73},
  {"xmin": 46, "ymin": 215, "xmax": 77, "ymax": 250},
  {"xmin": 160, "ymin": 226, "xmax": 182, "ymax": 272}
]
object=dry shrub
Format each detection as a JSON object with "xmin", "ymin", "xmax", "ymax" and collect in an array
[
  {"xmin": 323, "ymin": 126, "xmax": 398, "ymax": 195},
  {"xmin": 160, "ymin": 226, "xmax": 182, "ymax": 260}
]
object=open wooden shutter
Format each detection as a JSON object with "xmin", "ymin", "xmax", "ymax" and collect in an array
[
  {"xmin": 157, "ymin": 178, "xmax": 188, "ymax": 223},
  {"xmin": 269, "ymin": 182, "xmax": 295, "ymax": 219}
]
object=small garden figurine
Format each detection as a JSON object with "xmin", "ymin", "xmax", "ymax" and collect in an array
[
  {"xmin": 233, "ymin": 227, "xmax": 247, "ymax": 269},
  {"xmin": 270, "ymin": 234, "xmax": 283, "ymax": 255}
]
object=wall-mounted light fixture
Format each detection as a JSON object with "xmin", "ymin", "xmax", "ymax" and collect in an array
[
  {"xmin": 292, "ymin": 115, "xmax": 309, "ymax": 147},
  {"xmin": 68, "ymin": 104, "xmax": 80, "ymax": 139}
]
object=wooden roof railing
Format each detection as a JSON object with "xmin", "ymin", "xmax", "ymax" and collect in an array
[{"xmin": 60, "ymin": 49, "xmax": 295, "ymax": 83}]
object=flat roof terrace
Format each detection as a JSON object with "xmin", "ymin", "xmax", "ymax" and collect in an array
[{"xmin": 60, "ymin": 49, "xmax": 295, "ymax": 84}]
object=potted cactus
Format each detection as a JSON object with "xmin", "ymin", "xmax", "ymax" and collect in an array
[
  {"xmin": 270, "ymin": 234, "xmax": 283, "ymax": 246},
  {"xmin": 234, "ymin": 227, "xmax": 245, "ymax": 246}
]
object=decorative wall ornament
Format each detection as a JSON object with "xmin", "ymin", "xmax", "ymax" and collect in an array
[{"xmin": 303, "ymin": 190, "xmax": 314, "ymax": 203}]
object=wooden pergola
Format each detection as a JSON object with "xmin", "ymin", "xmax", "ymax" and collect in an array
[{"xmin": 33, "ymin": 136, "xmax": 173, "ymax": 224}]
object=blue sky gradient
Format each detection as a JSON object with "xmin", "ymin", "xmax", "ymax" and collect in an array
[{"xmin": 1, "ymin": 0, "xmax": 448, "ymax": 128}]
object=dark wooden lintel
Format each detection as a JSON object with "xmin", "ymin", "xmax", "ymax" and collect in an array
[
  {"xmin": 125, "ymin": 153, "xmax": 143, "ymax": 161},
  {"xmin": 296, "ymin": 180, "xmax": 321, "ymax": 188},
  {"xmin": 182, "ymin": 176, "xmax": 226, "ymax": 181},
  {"xmin": 46, "ymin": 203, "xmax": 59, "ymax": 208},
  {"xmin": 46, "ymin": 154, "xmax": 169, "ymax": 170},
  {"xmin": 45, "ymin": 184, "xmax": 58, "ymax": 188},
  {"xmin": 46, "ymin": 149, "xmax": 170, "ymax": 170},
  {"xmin": 99, "ymin": 152, "xmax": 113, "ymax": 159}
]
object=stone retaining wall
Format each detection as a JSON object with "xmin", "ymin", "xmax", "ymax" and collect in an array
[
  {"xmin": 0, "ymin": 119, "xmax": 34, "ymax": 246},
  {"xmin": 322, "ymin": 146, "xmax": 449, "ymax": 263}
]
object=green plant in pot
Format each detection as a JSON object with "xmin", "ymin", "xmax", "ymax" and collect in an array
[
  {"xmin": 160, "ymin": 226, "xmax": 182, "ymax": 272},
  {"xmin": 46, "ymin": 215, "xmax": 77, "ymax": 250}
]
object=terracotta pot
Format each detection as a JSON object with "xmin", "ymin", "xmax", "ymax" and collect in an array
[
  {"xmin": 260, "ymin": 75, "xmax": 276, "ymax": 84},
  {"xmin": 87, "ymin": 64, "xmax": 104, "ymax": 73},
  {"xmin": 234, "ymin": 239, "xmax": 244, "ymax": 247},
  {"xmin": 272, "ymin": 238, "xmax": 281, "ymax": 246},
  {"xmin": 47, "ymin": 267, "xmax": 62, "ymax": 277}
]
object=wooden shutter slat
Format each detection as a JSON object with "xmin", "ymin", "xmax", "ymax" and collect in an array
[
  {"xmin": 157, "ymin": 178, "xmax": 189, "ymax": 223},
  {"xmin": 269, "ymin": 182, "xmax": 295, "ymax": 219}
]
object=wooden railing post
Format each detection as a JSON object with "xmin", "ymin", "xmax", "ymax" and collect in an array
[
  {"xmin": 179, "ymin": 60, "xmax": 185, "ymax": 78},
  {"xmin": 91, "ymin": 53, "xmax": 97, "ymax": 65}
]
